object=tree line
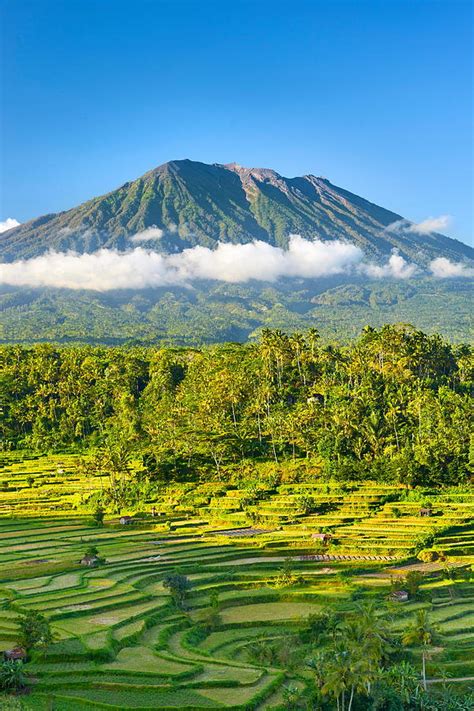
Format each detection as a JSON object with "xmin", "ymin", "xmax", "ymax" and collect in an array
[{"xmin": 1, "ymin": 325, "xmax": 471, "ymax": 487}]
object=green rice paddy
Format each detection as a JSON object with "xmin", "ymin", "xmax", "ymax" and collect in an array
[{"xmin": 0, "ymin": 453, "xmax": 473, "ymax": 708}]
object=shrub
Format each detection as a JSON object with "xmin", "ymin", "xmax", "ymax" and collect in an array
[
  {"xmin": 274, "ymin": 557, "xmax": 302, "ymax": 587},
  {"xmin": 296, "ymin": 495, "xmax": 317, "ymax": 515},
  {"xmin": 414, "ymin": 533, "xmax": 435, "ymax": 553},
  {"xmin": 0, "ymin": 661, "xmax": 27, "ymax": 692},
  {"xmin": 92, "ymin": 507, "xmax": 105, "ymax": 526},
  {"xmin": 84, "ymin": 545, "xmax": 99, "ymax": 558},
  {"xmin": 417, "ymin": 549, "xmax": 439, "ymax": 563},
  {"xmin": 404, "ymin": 570, "xmax": 424, "ymax": 596}
]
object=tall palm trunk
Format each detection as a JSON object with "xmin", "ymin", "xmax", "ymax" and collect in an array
[
  {"xmin": 348, "ymin": 685, "xmax": 355, "ymax": 711},
  {"xmin": 422, "ymin": 650, "xmax": 427, "ymax": 691}
]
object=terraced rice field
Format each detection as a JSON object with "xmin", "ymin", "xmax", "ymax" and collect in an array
[{"xmin": 0, "ymin": 454, "xmax": 473, "ymax": 708}]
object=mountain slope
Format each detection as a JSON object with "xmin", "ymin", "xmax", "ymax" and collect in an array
[
  {"xmin": 1, "ymin": 160, "xmax": 472, "ymax": 263},
  {"xmin": 1, "ymin": 277, "xmax": 472, "ymax": 345}
]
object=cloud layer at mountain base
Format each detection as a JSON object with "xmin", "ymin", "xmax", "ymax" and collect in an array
[
  {"xmin": 430, "ymin": 257, "xmax": 474, "ymax": 278},
  {"xmin": 0, "ymin": 235, "xmax": 471, "ymax": 291}
]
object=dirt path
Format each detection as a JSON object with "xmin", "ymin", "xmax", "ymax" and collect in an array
[
  {"xmin": 299, "ymin": 554, "xmax": 397, "ymax": 562},
  {"xmin": 387, "ymin": 561, "xmax": 466, "ymax": 574}
]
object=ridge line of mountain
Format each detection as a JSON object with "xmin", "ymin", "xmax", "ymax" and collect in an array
[{"xmin": 1, "ymin": 159, "xmax": 472, "ymax": 264}]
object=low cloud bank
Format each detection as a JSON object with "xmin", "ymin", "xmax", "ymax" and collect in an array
[
  {"xmin": 0, "ymin": 218, "xmax": 21, "ymax": 233},
  {"xmin": 430, "ymin": 257, "xmax": 474, "ymax": 278},
  {"xmin": 0, "ymin": 236, "xmax": 362, "ymax": 290},
  {"xmin": 0, "ymin": 235, "xmax": 471, "ymax": 291}
]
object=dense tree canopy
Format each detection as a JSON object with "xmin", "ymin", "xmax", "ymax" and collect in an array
[{"xmin": 1, "ymin": 325, "xmax": 471, "ymax": 487}]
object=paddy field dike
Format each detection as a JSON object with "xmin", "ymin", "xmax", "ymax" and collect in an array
[{"xmin": 0, "ymin": 452, "xmax": 473, "ymax": 709}]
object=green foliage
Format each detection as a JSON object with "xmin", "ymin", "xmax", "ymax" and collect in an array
[
  {"xmin": 304, "ymin": 602, "xmax": 397, "ymax": 709},
  {"xmin": 403, "ymin": 571, "xmax": 425, "ymax": 596},
  {"xmin": 414, "ymin": 534, "xmax": 436, "ymax": 553},
  {"xmin": 0, "ymin": 326, "xmax": 470, "ymax": 492},
  {"xmin": 163, "ymin": 573, "xmax": 191, "ymax": 609},
  {"xmin": 84, "ymin": 545, "xmax": 99, "ymax": 558},
  {"xmin": 197, "ymin": 591, "xmax": 222, "ymax": 631},
  {"xmin": 17, "ymin": 609, "xmax": 53, "ymax": 653},
  {"xmin": 0, "ymin": 661, "xmax": 27, "ymax": 692},
  {"xmin": 417, "ymin": 549, "xmax": 440, "ymax": 563},
  {"xmin": 92, "ymin": 507, "xmax": 105, "ymax": 526},
  {"xmin": 274, "ymin": 557, "xmax": 301, "ymax": 588}
]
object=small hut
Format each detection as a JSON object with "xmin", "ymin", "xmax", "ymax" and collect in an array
[
  {"xmin": 312, "ymin": 533, "xmax": 331, "ymax": 544},
  {"xmin": 419, "ymin": 508, "xmax": 432, "ymax": 517},
  {"xmin": 81, "ymin": 554, "xmax": 100, "ymax": 567},
  {"xmin": 119, "ymin": 515, "xmax": 133, "ymax": 525},
  {"xmin": 4, "ymin": 647, "xmax": 27, "ymax": 662},
  {"xmin": 390, "ymin": 590, "xmax": 409, "ymax": 602}
]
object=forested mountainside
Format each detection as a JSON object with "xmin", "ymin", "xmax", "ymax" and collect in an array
[
  {"xmin": 1, "ymin": 160, "xmax": 472, "ymax": 263},
  {"xmin": 1, "ymin": 277, "xmax": 472, "ymax": 345},
  {"xmin": 1, "ymin": 325, "xmax": 470, "ymax": 489}
]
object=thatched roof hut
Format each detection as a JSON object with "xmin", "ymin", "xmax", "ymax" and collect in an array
[
  {"xmin": 81, "ymin": 554, "xmax": 100, "ymax": 567},
  {"xmin": 4, "ymin": 646, "xmax": 27, "ymax": 661}
]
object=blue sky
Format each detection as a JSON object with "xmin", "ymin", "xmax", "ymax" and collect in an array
[{"xmin": 1, "ymin": 0, "xmax": 472, "ymax": 244}]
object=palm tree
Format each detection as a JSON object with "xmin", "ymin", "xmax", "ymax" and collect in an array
[
  {"xmin": 340, "ymin": 602, "xmax": 392, "ymax": 696},
  {"xmin": 402, "ymin": 608, "xmax": 437, "ymax": 691},
  {"xmin": 306, "ymin": 327, "xmax": 320, "ymax": 360},
  {"xmin": 321, "ymin": 644, "xmax": 367, "ymax": 711}
]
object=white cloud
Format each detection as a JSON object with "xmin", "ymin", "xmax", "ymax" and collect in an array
[
  {"xmin": 385, "ymin": 215, "xmax": 452, "ymax": 235},
  {"xmin": 362, "ymin": 252, "xmax": 419, "ymax": 279},
  {"xmin": 383, "ymin": 219, "xmax": 407, "ymax": 234},
  {"xmin": 0, "ymin": 236, "xmax": 448, "ymax": 291},
  {"xmin": 168, "ymin": 235, "xmax": 363, "ymax": 283},
  {"xmin": 429, "ymin": 257, "xmax": 474, "ymax": 278},
  {"xmin": 0, "ymin": 249, "xmax": 175, "ymax": 291},
  {"xmin": 408, "ymin": 215, "xmax": 451, "ymax": 235},
  {"xmin": 129, "ymin": 226, "xmax": 164, "ymax": 243},
  {"xmin": 0, "ymin": 237, "xmax": 363, "ymax": 290},
  {"xmin": 0, "ymin": 218, "xmax": 20, "ymax": 233}
]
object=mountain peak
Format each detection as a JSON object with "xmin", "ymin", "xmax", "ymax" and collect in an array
[
  {"xmin": 223, "ymin": 162, "xmax": 281, "ymax": 182},
  {"xmin": 1, "ymin": 159, "xmax": 472, "ymax": 265}
]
